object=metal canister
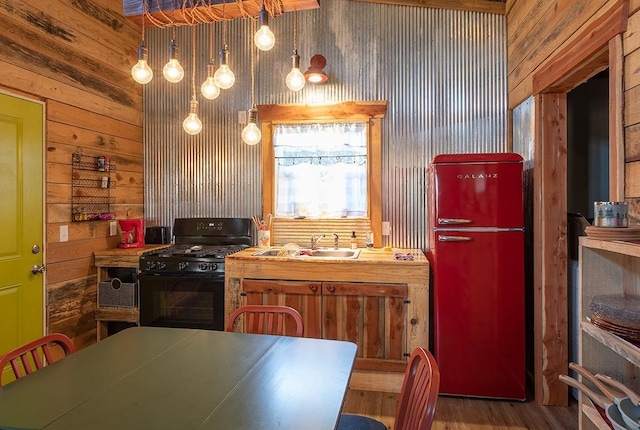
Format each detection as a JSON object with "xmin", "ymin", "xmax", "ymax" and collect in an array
[{"xmin": 593, "ymin": 201, "xmax": 628, "ymax": 228}]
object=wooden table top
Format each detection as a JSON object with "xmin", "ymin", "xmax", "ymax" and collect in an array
[{"xmin": 0, "ymin": 327, "xmax": 357, "ymax": 430}]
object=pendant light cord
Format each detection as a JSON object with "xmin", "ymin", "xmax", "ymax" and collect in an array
[
  {"xmin": 208, "ymin": 21, "xmax": 214, "ymax": 61},
  {"xmin": 141, "ymin": 0, "xmax": 146, "ymax": 42},
  {"xmin": 222, "ymin": 1, "xmax": 227, "ymax": 45},
  {"xmin": 191, "ymin": 24, "xmax": 196, "ymax": 100},
  {"xmin": 251, "ymin": 20, "xmax": 255, "ymax": 107},
  {"xmin": 293, "ymin": 9, "xmax": 297, "ymax": 50}
]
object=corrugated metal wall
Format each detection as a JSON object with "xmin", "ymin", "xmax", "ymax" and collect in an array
[{"xmin": 143, "ymin": 0, "xmax": 507, "ymax": 249}]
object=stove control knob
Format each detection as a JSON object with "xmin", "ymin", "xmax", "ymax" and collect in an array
[
  {"xmin": 158, "ymin": 262, "xmax": 167, "ymax": 270},
  {"xmin": 210, "ymin": 263, "xmax": 218, "ymax": 271},
  {"xmin": 148, "ymin": 262, "xmax": 156, "ymax": 270},
  {"xmin": 199, "ymin": 263, "xmax": 209, "ymax": 271},
  {"xmin": 179, "ymin": 262, "xmax": 189, "ymax": 270}
]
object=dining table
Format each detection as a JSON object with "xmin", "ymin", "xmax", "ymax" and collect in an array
[{"xmin": 0, "ymin": 326, "xmax": 357, "ymax": 430}]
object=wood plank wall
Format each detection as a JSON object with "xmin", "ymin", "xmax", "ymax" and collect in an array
[
  {"xmin": 0, "ymin": 0, "xmax": 143, "ymax": 349},
  {"xmin": 506, "ymin": 0, "xmax": 640, "ymax": 405}
]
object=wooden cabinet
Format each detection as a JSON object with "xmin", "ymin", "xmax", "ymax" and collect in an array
[
  {"xmin": 242, "ymin": 279, "xmax": 409, "ymax": 371},
  {"xmin": 579, "ymin": 237, "xmax": 640, "ymax": 429},
  {"xmin": 242, "ymin": 279, "xmax": 323, "ymax": 337},
  {"xmin": 94, "ymin": 245, "xmax": 169, "ymax": 340},
  {"xmin": 225, "ymin": 247, "xmax": 429, "ymax": 392}
]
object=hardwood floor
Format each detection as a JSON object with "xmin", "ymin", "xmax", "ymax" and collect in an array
[{"xmin": 342, "ymin": 390, "xmax": 578, "ymax": 429}]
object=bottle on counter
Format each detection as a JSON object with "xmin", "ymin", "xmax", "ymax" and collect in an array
[{"xmin": 350, "ymin": 231, "xmax": 357, "ymax": 249}]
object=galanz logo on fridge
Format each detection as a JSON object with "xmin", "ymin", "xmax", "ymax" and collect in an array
[{"xmin": 456, "ymin": 173, "xmax": 498, "ymax": 179}]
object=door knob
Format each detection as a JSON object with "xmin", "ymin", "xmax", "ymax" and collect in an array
[{"xmin": 31, "ymin": 265, "xmax": 46, "ymax": 274}]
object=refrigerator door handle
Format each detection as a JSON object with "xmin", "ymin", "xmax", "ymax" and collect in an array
[
  {"xmin": 438, "ymin": 218, "xmax": 473, "ymax": 225},
  {"xmin": 438, "ymin": 235, "xmax": 473, "ymax": 242}
]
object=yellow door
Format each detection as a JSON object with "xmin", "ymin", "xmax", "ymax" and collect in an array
[{"xmin": 0, "ymin": 93, "xmax": 44, "ymax": 378}]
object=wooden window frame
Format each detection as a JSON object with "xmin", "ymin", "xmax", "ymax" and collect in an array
[{"xmin": 257, "ymin": 101, "xmax": 387, "ymax": 246}]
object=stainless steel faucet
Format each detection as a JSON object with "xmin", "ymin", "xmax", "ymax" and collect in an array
[
  {"xmin": 311, "ymin": 234, "xmax": 325, "ymax": 250},
  {"xmin": 333, "ymin": 233, "xmax": 339, "ymax": 249}
]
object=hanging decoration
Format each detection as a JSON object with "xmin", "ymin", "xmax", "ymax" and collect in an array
[
  {"xmin": 242, "ymin": 20, "xmax": 262, "ymax": 145},
  {"xmin": 131, "ymin": 0, "xmax": 153, "ymax": 84},
  {"xmin": 213, "ymin": 1, "xmax": 235, "ymax": 89},
  {"xmin": 201, "ymin": 22, "xmax": 221, "ymax": 99},
  {"xmin": 162, "ymin": 7, "xmax": 185, "ymax": 84},
  {"xmin": 285, "ymin": 9, "xmax": 305, "ymax": 91},
  {"xmin": 183, "ymin": 25, "xmax": 203, "ymax": 135},
  {"xmin": 254, "ymin": 2, "xmax": 276, "ymax": 51}
]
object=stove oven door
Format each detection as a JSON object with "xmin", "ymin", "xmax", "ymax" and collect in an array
[{"xmin": 138, "ymin": 273, "xmax": 225, "ymax": 331}]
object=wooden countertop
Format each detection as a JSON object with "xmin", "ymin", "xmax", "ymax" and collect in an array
[
  {"xmin": 94, "ymin": 244, "xmax": 171, "ymax": 258},
  {"xmin": 94, "ymin": 244, "xmax": 171, "ymax": 268},
  {"xmin": 228, "ymin": 247, "xmax": 427, "ymax": 264},
  {"xmin": 226, "ymin": 247, "xmax": 428, "ymax": 284}
]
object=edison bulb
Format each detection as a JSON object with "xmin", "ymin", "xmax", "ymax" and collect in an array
[
  {"xmin": 163, "ymin": 58, "xmax": 184, "ymax": 83},
  {"xmin": 254, "ymin": 25, "xmax": 275, "ymax": 51},
  {"xmin": 183, "ymin": 112, "xmax": 202, "ymax": 135},
  {"xmin": 242, "ymin": 122, "xmax": 261, "ymax": 145},
  {"xmin": 131, "ymin": 59, "xmax": 153, "ymax": 84},
  {"xmin": 286, "ymin": 67, "xmax": 305, "ymax": 91},
  {"xmin": 201, "ymin": 77, "xmax": 220, "ymax": 100},
  {"xmin": 214, "ymin": 64, "xmax": 235, "ymax": 89}
]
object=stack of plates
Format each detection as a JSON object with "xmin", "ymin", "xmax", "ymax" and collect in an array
[
  {"xmin": 588, "ymin": 314, "xmax": 640, "ymax": 346},
  {"xmin": 589, "ymin": 294, "xmax": 640, "ymax": 346},
  {"xmin": 585, "ymin": 225, "xmax": 640, "ymax": 241}
]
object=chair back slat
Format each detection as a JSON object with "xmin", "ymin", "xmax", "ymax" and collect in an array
[
  {"xmin": 0, "ymin": 334, "xmax": 76, "ymax": 387},
  {"xmin": 394, "ymin": 347, "xmax": 440, "ymax": 430},
  {"xmin": 226, "ymin": 305, "xmax": 304, "ymax": 337}
]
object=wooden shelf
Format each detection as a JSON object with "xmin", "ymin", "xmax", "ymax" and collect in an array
[
  {"xmin": 579, "ymin": 236, "xmax": 640, "ymax": 429},
  {"xmin": 581, "ymin": 320, "xmax": 640, "ymax": 367},
  {"xmin": 581, "ymin": 397, "xmax": 611, "ymax": 430},
  {"xmin": 580, "ymin": 236, "xmax": 640, "ymax": 257}
]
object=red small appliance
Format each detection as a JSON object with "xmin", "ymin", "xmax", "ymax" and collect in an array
[{"xmin": 118, "ymin": 219, "xmax": 145, "ymax": 249}]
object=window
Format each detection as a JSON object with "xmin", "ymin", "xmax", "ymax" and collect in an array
[
  {"xmin": 258, "ymin": 101, "xmax": 386, "ymax": 244},
  {"xmin": 273, "ymin": 122, "xmax": 368, "ymax": 218}
]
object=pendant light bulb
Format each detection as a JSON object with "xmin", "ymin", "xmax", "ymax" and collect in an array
[
  {"xmin": 214, "ymin": 45, "xmax": 235, "ymax": 89},
  {"xmin": 254, "ymin": 6, "xmax": 275, "ymax": 51},
  {"xmin": 131, "ymin": 40, "xmax": 153, "ymax": 84},
  {"xmin": 183, "ymin": 99, "xmax": 203, "ymax": 135},
  {"xmin": 285, "ymin": 51, "xmax": 305, "ymax": 91},
  {"xmin": 201, "ymin": 63, "xmax": 220, "ymax": 99},
  {"xmin": 163, "ymin": 39, "xmax": 184, "ymax": 83},
  {"xmin": 242, "ymin": 108, "xmax": 261, "ymax": 145}
]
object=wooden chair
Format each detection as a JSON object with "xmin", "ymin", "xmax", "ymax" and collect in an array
[
  {"xmin": 226, "ymin": 305, "xmax": 304, "ymax": 337},
  {"xmin": 0, "ymin": 333, "xmax": 76, "ymax": 387},
  {"xmin": 338, "ymin": 347, "xmax": 440, "ymax": 430}
]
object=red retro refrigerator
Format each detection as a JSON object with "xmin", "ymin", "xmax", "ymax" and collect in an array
[{"xmin": 427, "ymin": 153, "xmax": 525, "ymax": 400}]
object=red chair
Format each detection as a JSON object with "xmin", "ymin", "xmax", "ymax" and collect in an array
[
  {"xmin": 338, "ymin": 347, "xmax": 440, "ymax": 430},
  {"xmin": 0, "ymin": 333, "xmax": 76, "ymax": 387},
  {"xmin": 226, "ymin": 305, "xmax": 304, "ymax": 337}
]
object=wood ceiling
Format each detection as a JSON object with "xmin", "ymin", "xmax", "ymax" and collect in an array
[{"xmin": 123, "ymin": 0, "xmax": 504, "ymax": 27}]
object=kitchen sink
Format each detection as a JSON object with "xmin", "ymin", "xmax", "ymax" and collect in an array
[{"xmin": 252, "ymin": 247, "xmax": 361, "ymax": 259}]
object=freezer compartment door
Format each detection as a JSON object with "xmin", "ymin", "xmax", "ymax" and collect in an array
[
  {"xmin": 432, "ymin": 230, "xmax": 525, "ymax": 399},
  {"xmin": 431, "ymin": 160, "xmax": 523, "ymax": 228}
]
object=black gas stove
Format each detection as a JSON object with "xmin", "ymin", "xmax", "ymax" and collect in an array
[
  {"xmin": 139, "ymin": 218, "xmax": 252, "ymax": 275},
  {"xmin": 140, "ymin": 244, "xmax": 248, "ymax": 274},
  {"xmin": 138, "ymin": 217, "xmax": 252, "ymax": 331}
]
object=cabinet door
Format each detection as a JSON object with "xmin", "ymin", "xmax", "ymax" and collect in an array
[
  {"xmin": 241, "ymin": 279, "xmax": 322, "ymax": 338},
  {"xmin": 322, "ymin": 282, "xmax": 408, "ymax": 368}
]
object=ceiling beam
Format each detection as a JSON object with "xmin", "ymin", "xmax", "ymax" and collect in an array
[
  {"xmin": 348, "ymin": 0, "xmax": 505, "ymax": 15},
  {"xmin": 123, "ymin": 0, "xmax": 320, "ymax": 27}
]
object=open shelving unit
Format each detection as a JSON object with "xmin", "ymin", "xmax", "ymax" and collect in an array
[
  {"xmin": 578, "ymin": 237, "xmax": 640, "ymax": 429},
  {"xmin": 71, "ymin": 153, "xmax": 115, "ymax": 221}
]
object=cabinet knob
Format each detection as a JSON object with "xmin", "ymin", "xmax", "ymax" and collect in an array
[
  {"xmin": 410, "ymin": 318, "xmax": 418, "ymax": 325},
  {"xmin": 326, "ymin": 285, "xmax": 335, "ymax": 293},
  {"xmin": 309, "ymin": 284, "xmax": 318, "ymax": 293}
]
